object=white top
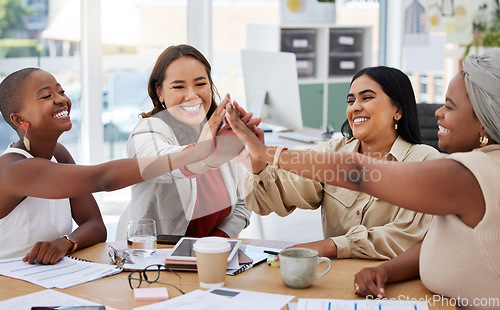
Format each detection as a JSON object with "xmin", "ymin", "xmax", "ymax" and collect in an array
[{"xmin": 0, "ymin": 147, "xmax": 72, "ymax": 259}]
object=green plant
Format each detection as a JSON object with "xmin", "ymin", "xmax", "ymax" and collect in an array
[
  {"xmin": 0, "ymin": 38, "xmax": 42, "ymax": 58},
  {"xmin": 464, "ymin": 3, "xmax": 500, "ymax": 57},
  {"xmin": 0, "ymin": 0, "xmax": 31, "ymax": 38},
  {"xmin": 464, "ymin": 29, "xmax": 500, "ymax": 57}
]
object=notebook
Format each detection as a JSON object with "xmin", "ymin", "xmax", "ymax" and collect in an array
[{"xmin": 0, "ymin": 255, "xmax": 122, "ymax": 289}]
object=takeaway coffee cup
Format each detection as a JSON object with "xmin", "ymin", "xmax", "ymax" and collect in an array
[
  {"xmin": 193, "ymin": 237, "xmax": 231, "ymax": 289},
  {"xmin": 279, "ymin": 248, "xmax": 332, "ymax": 289}
]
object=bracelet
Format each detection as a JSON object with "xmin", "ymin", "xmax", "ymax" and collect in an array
[
  {"xmin": 272, "ymin": 146, "xmax": 288, "ymax": 168},
  {"xmin": 167, "ymin": 154, "xmax": 173, "ymax": 171},
  {"xmin": 202, "ymin": 160, "xmax": 218, "ymax": 170}
]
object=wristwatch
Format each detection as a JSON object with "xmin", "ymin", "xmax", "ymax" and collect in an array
[{"xmin": 61, "ymin": 234, "xmax": 78, "ymax": 253}]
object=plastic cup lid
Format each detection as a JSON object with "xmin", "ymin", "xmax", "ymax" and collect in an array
[{"xmin": 193, "ymin": 237, "xmax": 230, "ymax": 253}]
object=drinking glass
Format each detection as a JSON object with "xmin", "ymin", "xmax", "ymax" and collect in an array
[{"xmin": 127, "ymin": 218, "xmax": 157, "ymax": 256}]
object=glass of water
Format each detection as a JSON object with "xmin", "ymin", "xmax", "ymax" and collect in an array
[{"xmin": 127, "ymin": 218, "xmax": 157, "ymax": 256}]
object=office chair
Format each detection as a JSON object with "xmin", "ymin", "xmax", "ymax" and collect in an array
[{"xmin": 416, "ymin": 103, "xmax": 444, "ymax": 152}]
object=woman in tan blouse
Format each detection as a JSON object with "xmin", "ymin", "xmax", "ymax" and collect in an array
[
  {"xmin": 228, "ymin": 49, "xmax": 500, "ymax": 309},
  {"xmin": 242, "ymin": 66, "xmax": 441, "ymax": 260}
]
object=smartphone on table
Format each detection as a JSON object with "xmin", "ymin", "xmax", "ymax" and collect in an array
[{"xmin": 157, "ymin": 234, "xmax": 183, "ymax": 245}]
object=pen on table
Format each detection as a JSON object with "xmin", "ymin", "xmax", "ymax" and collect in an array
[{"xmin": 263, "ymin": 250, "xmax": 280, "ymax": 255}]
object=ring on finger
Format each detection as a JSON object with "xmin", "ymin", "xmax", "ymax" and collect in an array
[{"xmin": 354, "ymin": 282, "xmax": 360, "ymax": 292}]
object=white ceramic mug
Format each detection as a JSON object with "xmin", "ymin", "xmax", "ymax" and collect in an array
[{"xmin": 279, "ymin": 248, "xmax": 331, "ymax": 289}]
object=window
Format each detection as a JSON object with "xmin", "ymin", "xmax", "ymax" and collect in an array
[{"xmin": 211, "ymin": 0, "xmax": 279, "ymax": 105}]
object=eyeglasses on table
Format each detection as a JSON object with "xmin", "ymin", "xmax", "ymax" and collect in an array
[{"xmin": 128, "ymin": 264, "xmax": 185, "ymax": 294}]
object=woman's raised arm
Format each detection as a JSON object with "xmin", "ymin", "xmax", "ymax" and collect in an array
[{"xmin": 225, "ymin": 103, "xmax": 484, "ymax": 224}]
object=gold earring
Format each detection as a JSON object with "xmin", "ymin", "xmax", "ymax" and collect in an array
[
  {"xmin": 394, "ymin": 120, "xmax": 398, "ymax": 130},
  {"xmin": 479, "ymin": 135, "xmax": 489, "ymax": 147},
  {"xmin": 20, "ymin": 122, "xmax": 31, "ymax": 151}
]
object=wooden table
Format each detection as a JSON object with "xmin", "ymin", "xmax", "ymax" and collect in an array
[{"xmin": 0, "ymin": 239, "xmax": 454, "ymax": 309}]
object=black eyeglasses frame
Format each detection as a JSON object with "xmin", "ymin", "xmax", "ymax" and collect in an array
[{"xmin": 127, "ymin": 264, "xmax": 185, "ymax": 294}]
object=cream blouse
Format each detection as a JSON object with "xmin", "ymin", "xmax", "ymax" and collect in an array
[
  {"xmin": 420, "ymin": 145, "xmax": 500, "ymax": 309},
  {"xmin": 243, "ymin": 136, "xmax": 442, "ymax": 259}
]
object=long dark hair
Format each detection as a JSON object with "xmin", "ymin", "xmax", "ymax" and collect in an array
[
  {"xmin": 142, "ymin": 44, "xmax": 220, "ymax": 144},
  {"xmin": 340, "ymin": 66, "xmax": 422, "ymax": 144}
]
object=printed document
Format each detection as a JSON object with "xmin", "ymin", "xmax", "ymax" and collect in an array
[
  {"xmin": 0, "ymin": 256, "xmax": 122, "ymax": 289},
  {"xmin": 297, "ymin": 298, "xmax": 430, "ymax": 310}
]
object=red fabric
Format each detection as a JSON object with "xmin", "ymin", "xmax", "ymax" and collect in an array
[
  {"xmin": 185, "ymin": 168, "xmax": 231, "ymax": 237},
  {"xmin": 179, "ymin": 144, "xmax": 231, "ymax": 238}
]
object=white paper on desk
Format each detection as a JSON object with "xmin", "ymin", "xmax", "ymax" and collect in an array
[
  {"xmin": 0, "ymin": 256, "xmax": 122, "ymax": 289},
  {"xmin": 208, "ymin": 288, "xmax": 295, "ymax": 310},
  {"xmin": 122, "ymin": 249, "xmax": 173, "ymax": 270},
  {"xmin": 297, "ymin": 298, "xmax": 430, "ymax": 310},
  {"xmin": 134, "ymin": 288, "xmax": 294, "ymax": 310},
  {"xmin": 244, "ymin": 245, "xmax": 282, "ymax": 261},
  {"xmin": 0, "ymin": 289, "xmax": 118, "ymax": 310}
]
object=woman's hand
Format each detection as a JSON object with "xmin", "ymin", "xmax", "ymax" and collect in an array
[
  {"xmin": 225, "ymin": 103, "xmax": 269, "ymax": 164},
  {"xmin": 22, "ymin": 238, "xmax": 72, "ymax": 265},
  {"xmin": 354, "ymin": 242, "xmax": 420, "ymax": 299},
  {"xmin": 228, "ymin": 101, "xmax": 267, "ymax": 173},
  {"xmin": 218, "ymin": 100, "xmax": 261, "ymax": 136},
  {"xmin": 354, "ymin": 266, "xmax": 387, "ymax": 298},
  {"xmin": 195, "ymin": 94, "xmax": 230, "ymax": 159},
  {"xmin": 211, "ymin": 100, "xmax": 263, "ymax": 167}
]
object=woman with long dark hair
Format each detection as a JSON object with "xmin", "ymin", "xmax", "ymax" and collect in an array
[
  {"xmin": 241, "ymin": 66, "xmax": 441, "ymax": 260},
  {"xmin": 117, "ymin": 45, "xmax": 255, "ymax": 239}
]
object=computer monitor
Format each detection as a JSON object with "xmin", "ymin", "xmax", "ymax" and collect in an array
[{"xmin": 241, "ymin": 49, "xmax": 303, "ymax": 131}]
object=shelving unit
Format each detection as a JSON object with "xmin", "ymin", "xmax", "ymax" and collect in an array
[{"xmin": 246, "ymin": 23, "xmax": 372, "ymax": 131}]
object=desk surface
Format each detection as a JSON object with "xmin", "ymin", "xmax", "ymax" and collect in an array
[{"xmin": 0, "ymin": 239, "xmax": 454, "ymax": 310}]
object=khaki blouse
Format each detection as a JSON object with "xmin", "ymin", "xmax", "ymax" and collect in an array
[{"xmin": 243, "ymin": 136, "xmax": 442, "ymax": 259}]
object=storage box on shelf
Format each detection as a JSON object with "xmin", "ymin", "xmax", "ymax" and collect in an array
[
  {"xmin": 281, "ymin": 29, "xmax": 317, "ymax": 77},
  {"xmin": 246, "ymin": 23, "xmax": 372, "ymax": 132},
  {"xmin": 329, "ymin": 28, "xmax": 364, "ymax": 77}
]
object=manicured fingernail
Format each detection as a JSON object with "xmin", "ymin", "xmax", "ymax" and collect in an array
[{"xmin": 377, "ymin": 294, "xmax": 383, "ymax": 299}]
